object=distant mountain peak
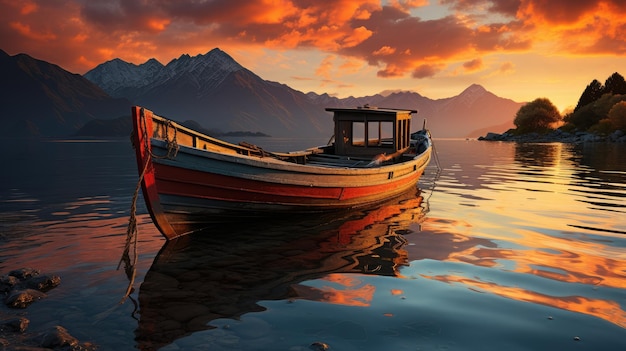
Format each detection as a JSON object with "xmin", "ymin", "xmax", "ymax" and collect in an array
[
  {"xmin": 165, "ymin": 49, "xmax": 242, "ymax": 72},
  {"xmin": 449, "ymin": 83, "xmax": 492, "ymax": 107},
  {"xmin": 84, "ymin": 57, "xmax": 164, "ymax": 98},
  {"xmin": 459, "ymin": 84, "xmax": 487, "ymax": 96},
  {"xmin": 84, "ymin": 48, "xmax": 246, "ymax": 99}
]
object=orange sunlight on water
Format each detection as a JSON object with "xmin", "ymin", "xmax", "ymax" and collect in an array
[{"xmin": 407, "ymin": 140, "xmax": 626, "ymax": 330}]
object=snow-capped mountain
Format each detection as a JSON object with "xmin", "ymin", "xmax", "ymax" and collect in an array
[
  {"xmin": 85, "ymin": 49, "xmax": 332, "ymax": 138},
  {"xmin": 153, "ymin": 50, "xmax": 243, "ymax": 92},
  {"xmin": 84, "ymin": 49, "xmax": 243, "ymax": 100},
  {"xmin": 84, "ymin": 57, "xmax": 163, "ymax": 98}
]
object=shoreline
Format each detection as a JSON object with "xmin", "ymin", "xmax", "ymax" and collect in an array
[{"xmin": 478, "ymin": 129, "xmax": 626, "ymax": 143}]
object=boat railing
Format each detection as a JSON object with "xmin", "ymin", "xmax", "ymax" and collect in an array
[{"xmin": 149, "ymin": 112, "xmax": 322, "ymax": 164}]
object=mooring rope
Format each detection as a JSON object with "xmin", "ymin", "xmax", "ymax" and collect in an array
[
  {"xmin": 118, "ymin": 108, "xmax": 179, "ymax": 304},
  {"xmin": 118, "ymin": 153, "xmax": 150, "ymax": 304}
]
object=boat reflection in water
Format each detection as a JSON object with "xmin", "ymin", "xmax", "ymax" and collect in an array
[{"xmin": 135, "ymin": 188, "xmax": 425, "ymax": 350}]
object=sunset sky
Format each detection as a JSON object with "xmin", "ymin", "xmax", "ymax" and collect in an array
[{"xmin": 1, "ymin": 0, "xmax": 625, "ymax": 111}]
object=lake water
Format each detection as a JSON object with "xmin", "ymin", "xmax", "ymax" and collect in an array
[{"xmin": 1, "ymin": 137, "xmax": 625, "ymax": 350}]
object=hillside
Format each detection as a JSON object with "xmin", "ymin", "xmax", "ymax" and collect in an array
[{"xmin": 0, "ymin": 50, "xmax": 130, "ymax": 137}]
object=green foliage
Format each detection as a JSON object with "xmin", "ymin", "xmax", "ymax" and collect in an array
[
  {"xmin": 513, "ymin": 72, "xmax": 626, "ymax": 135},
  {"xmin": 513, "ymin": 98, "xmax": 561, "ymax": 133},
  {"xmin": 565, "ymin": 93, "xmax": 626, "ymax": 131},
  {"xmin": 588, "ymin": 119, "xmax": 613, "ymax": 135},
  {"xmin": 608, "ymin": 101, "xmax": 626, "ymax": 131}
]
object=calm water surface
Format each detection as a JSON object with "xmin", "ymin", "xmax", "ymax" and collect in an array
[{"xmin": 1, "ymin": 138, "xmax": 625, "ymax": 350}]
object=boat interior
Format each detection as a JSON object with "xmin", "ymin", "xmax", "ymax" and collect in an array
[{"xmin": 144, "ymin": 106, "xmax": 422, "ymax": 168}]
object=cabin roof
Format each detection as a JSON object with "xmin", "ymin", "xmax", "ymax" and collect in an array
[{"xmin": 325, "ymin": 106, "xmax": 417, "ymax": 115}]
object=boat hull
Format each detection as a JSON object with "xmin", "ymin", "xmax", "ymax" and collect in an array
[{"xmin": 131, "ymin": 106, "xmax": 432, "ymax": 239}]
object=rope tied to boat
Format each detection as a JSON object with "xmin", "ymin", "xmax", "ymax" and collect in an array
[
  {"xmin": 118, "ymin": 150, "xmax": 151, "ymax": 304},
  {"xmin": 162, "ymin": 119, "xmax": 179, "ymax": 159},
  {"xmin": 140, "ymin": 108, "xmax": 179, "ymax": 160},
  {"xmin": 120, "ymin": 107, "xmax": 180, "ymax": 304}
]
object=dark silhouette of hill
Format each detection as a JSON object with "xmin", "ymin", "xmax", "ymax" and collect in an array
[{"xmin": 0, "ymin": 49, "xmax": 130, "ymax": 137}]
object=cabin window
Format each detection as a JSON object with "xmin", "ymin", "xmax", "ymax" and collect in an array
[
  {"xmin": 352, "ymin": 122, "xmax": 365, "ymax": 147},
  {"xmin": 368, "ymin": 121, "xmax": 394, "ymax": 147}
]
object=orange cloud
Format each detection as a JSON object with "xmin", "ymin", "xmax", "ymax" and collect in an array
[
  {"xmin": 9, "ymin": 21, "xmax": 56, "ymax": 41},
  {"xmin": 388, "ymin": 0, "xmax": 429, "ymax": 12},
  {"xmin": 19, "ymin": 1, "xmax": 37, "ymax": 15},
  {"xmin": 0, "ymin": 0, "xmax": 624, "ymax": 77},
  {"xmin": 373, "ymin": 45, "xmax": 396, "ymax": 56},
  {"xmin": 516, "ymin": 0, "xmax": 626, "ymax": 54},
  {"xmin": 412, "ymin": 63, "xmax": 443, "ymax": 78},
  {"xmin": 339, "ymin": 58, "xmax": 365, "ymax": 73},
  {"xmin": 145, "ymin": 18, "xmax": 171, "ymax": 33},
  {"xmin": 463, "ymin": 58, "xmax": 483, "ymax": 72},
  {"xmin": 378, "ymin": 64, "xmax": 406, "ymax": 78},
  {"xmin": 315, "ymin": 55, "xmax": 336, "ymax": 79}
]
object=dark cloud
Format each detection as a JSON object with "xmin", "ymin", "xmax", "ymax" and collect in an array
[
  {"xmin": 463, "ymin": 58, "xmax": 483, "ymax": 71},
  {"xmin": 441, "ymin": 0, "xmax": 521, "ymax": 16},
  {"xmin": 80, "ymin": 0, "xmax": 170, "ymax": 33},
  {"xmin": 343, "ymin": 6, "xmax": 474, "ymax": 76},
  {"xmin": 412, "ymin": 64, "xmax": 442, "ymax": 78},
  {"xmin": 520, "ymin": 0, "xmax": 602, "ymax": 24}
]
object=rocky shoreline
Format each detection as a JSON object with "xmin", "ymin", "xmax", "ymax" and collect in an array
[
  {"xmin": 1, "ymin": 268, "xmax": 96, "ymax": 351},
  {"xmin": 478, "ymin": 129, "xmax": 626, "ymax": 143}
]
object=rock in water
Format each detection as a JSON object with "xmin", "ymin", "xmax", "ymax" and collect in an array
[
  {"xmin": 24, "ymin": 275, "xmax": 61, "ymax": 292},
  {"xmin": 0, "ymin": 317, "xmax": 29, "ymax": 333},
  {"xmin": 37, "ymin": 326, "xmax": 79, "ymax": 349},
  {"xmin": 4, "ymin": 289, "xmax": 47, "ymax": 308},
  {"xmin": 8, "ymin": 268, "xmax": 40, "ymax": 280},
  {"xmin": 310, "ymin": 341, "xmax": 330, "ymax": 350}
]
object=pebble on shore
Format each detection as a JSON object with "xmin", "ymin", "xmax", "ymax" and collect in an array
[{"xmin": 1, "ymin": 267, "xmax": 96, "ymax": 350}]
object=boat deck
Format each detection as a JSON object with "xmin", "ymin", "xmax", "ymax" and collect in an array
[{"xmin": 306, "ymin": 154, "xmax": 383, "ymax": 168}]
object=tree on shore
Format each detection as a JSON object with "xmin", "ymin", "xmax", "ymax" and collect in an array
[
  {"xmin": 574, "ymin": 73, "xmax": 626, "ymax": 112},
  {"xmin": 564, "ymin": 93, "xmax": 626, "ymax": 131},
  {"xmin": 562, "ymin": 72, "xmax": 626, "ymax": 134},
  {"xmin": 609, "ymin": 101, "xmax": 626, "ymax": 131},
  {"xmin": 574, "ymin": 79, "xmax": 604, "ymax": 112},
  {"xmin": 604, "ymin": 72, "xmax": 626, "ymax": 95},
  {"xmin": 513, "ymin": 98, "xmax": 561, "ymax": 133}
]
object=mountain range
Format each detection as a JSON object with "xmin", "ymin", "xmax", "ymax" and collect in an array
[{"xmin": 2, "ymin": 48, "xmax": 524, "ymax": 138}]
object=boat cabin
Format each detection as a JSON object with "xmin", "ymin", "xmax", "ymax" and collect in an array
[{"xmin": 326, "ymin": 106, "xmax": 416, "ymax": 158}]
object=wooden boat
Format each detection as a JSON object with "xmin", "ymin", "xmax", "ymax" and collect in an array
[{"xmin": 131, "ymin": 105, "xmax": 432, "ymax": 240}]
